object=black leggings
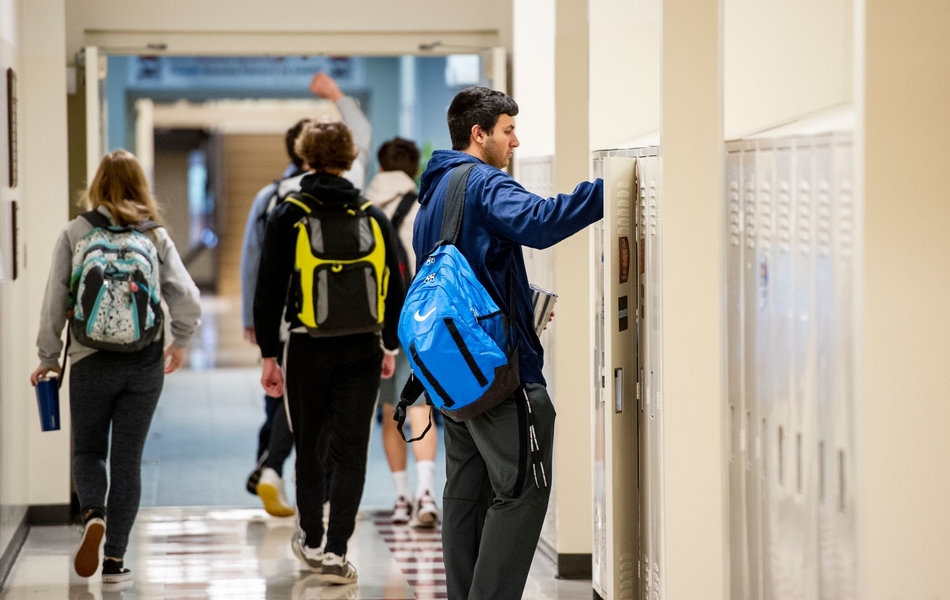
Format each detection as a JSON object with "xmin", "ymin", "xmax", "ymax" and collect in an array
[
  {"xmin": 283, "ymin": 333, "xmax": 382, "ymax": 556},
  {"xmin": 70, "ymin": 343, "xmax": 164, "ymax": 559}
]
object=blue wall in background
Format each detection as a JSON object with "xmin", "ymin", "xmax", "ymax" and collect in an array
[{"xmin": 106, "ymin": 55, "xmax": 483, "ymax": 182}]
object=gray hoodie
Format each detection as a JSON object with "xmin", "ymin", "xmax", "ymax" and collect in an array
[{"xmin": 36, "ymin": 206, "xmax": 202, "ymax": 368}]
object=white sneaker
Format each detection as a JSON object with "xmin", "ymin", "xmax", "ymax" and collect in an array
[
  {"xmin": 411, "ymin": 491, "xmax": 440, "ymax": 528},
  {"xmin": 291, "ymin": 529, "xmax": 324, "ymax": 572},
  {"xmin": 73, "ymin": 516, "xmax": 105, "ymax": 578},
  {"xmin": 391, "ymin": 496, "xmax": 413, "ymax": 525},
  {"xmin": 256, "ymin": 467, "xmax": 294, "ymax": 517},
  {"xmin": 321, "ymin": 552, "xmax": 358, "ymax": 585}
]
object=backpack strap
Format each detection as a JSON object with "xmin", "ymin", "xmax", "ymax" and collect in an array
[
  {"xmin": 80, "ymin": 210, "xmax": 112, "ymax": 229},
  {"xmin": 390, "ymin": 191, "xmax": 419, "ymax": 233},
  {"xmin": 283, "ymin": 196, "xmax": 312, "ymax": 214},
  {"xmin": 395, "ymin": 373, "xmax": 433, "ymax": 443},
  {"xmin": 133, "ymin": 220, "xmax": 161, "ymax": 234},
  {"xmin": 81, "ymin": 210, "xmax": 162, "ymax": 234},
  {"xmin": 438, "ymin": 163, "xmax": 478, "ymax": 245}
]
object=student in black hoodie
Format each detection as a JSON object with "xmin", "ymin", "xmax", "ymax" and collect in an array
[{"xmin": 253, "ymin": 119, "xmax": 404, "ymax": 585}]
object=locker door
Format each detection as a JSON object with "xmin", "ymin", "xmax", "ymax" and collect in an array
[
  {"xmin": 592, "ymin": 155, "xmax": 639, "ymax": 600},
  {"xmin": 742, "ymin": 147, "xmax": 762, "ymax": 600},
  {"xmin": 639, "ymin": 153, "xmax": 663, "ymax": 600},
  {"xmin": 725, "ymin": 147, "xmax": 748, "ymax": 600},
  {"xmin": 831, "ymin": 138, "xmax": 858, "ymax": 600},
  {"xmin": 813, "ymin": 141, "xmax": 837, "ymax": 600}
]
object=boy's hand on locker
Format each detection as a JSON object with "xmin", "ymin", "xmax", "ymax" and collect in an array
[
  {"xmin": 164, "ymin": 345, "xmax": 185, "ymax": 374},
  {"xmin": 261, "ymin": 358, "xmax": 284, "ymax": 397}
]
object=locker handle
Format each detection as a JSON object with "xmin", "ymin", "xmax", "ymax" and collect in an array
[{"xmin": 614, "ymin": 368, "xmax": 623, "ymax": 414}]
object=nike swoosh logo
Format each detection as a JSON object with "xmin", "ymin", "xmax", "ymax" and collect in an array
[{"xmin": 414, "ymin": 307, "xmax": 437, "ymax": 322}]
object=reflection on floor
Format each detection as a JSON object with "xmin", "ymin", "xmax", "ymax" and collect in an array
[{"xmin": 2, "ymin": 507, "xmax": 591, "ymax": 599}]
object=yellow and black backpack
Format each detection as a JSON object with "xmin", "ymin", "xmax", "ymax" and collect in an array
[{"xmin": 285, "ymin": 193, "xmax": 389, "ymax": 337}]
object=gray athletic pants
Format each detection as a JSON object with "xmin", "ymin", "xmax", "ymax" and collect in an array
[
  {"xmin": 70, "ymin": 342, "xmax": 164, "ymax": 559},
  {"xmin": 442, "ymin": 382, "xmax": 556, "ymax": 600}
]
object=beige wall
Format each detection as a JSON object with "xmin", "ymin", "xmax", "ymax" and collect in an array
[
  {"xmin": 512, "ymin": 0, "xmax": 554, "ymax": 159},
  {"xmin": 724, "ymin": 0, "xmax": 851, "ymax": 139},
  {"xmin": 20, "ymin": 0, "xmax": 71, "ymax": 507},
  {"xmin": 589, "ymin": 0, "xmax": 660, "ymax": 150},
  {"xmin": 860, "ymin": 0, "xmax": 950, "ymax": 596},
  {"xmin": 0, "ymin": 0, "xmax": 71, "ymax": 552},
  {"xmin": 662, "ymin": 0, "xmax": 725, "ymax": 598},
  {"xmin": 0, "ymin": 0, "xmax": 28, "ymax": 559},
  {"xmin": 64, "ymin": 0, "xmax": 513, "ymax": 58}
]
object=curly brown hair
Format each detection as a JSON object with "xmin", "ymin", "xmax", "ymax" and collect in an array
[{"xmin": 294, "ymin": 119, "xmax": 357, "ymax": 174}]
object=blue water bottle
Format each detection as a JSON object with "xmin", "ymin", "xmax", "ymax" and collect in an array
[{"xmin": 35, "ymin": 375, "xmax": 61, "ymax": 432}]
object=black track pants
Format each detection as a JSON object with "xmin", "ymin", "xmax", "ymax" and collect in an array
[
  {"xmin": 283, "ymin": 332, "xmax": 382, "ymax": 556},
  {"xmin": 441, "ymin": 382, "xmax": 556, "ymax": 600}
]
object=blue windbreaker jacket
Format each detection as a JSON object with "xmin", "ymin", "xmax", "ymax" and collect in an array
[{"xmin": 413, "ymin": 150, "xmax": 604, "ymax": 385}]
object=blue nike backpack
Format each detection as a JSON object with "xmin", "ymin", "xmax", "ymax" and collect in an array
[{"xmin": 396, "ymin": 163, "xmax": 520, "ymax": 433}]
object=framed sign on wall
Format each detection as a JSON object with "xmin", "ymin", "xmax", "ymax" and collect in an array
[{"xmin": 7, "ymin": 68, "xmax": 17, "ymax": 188}]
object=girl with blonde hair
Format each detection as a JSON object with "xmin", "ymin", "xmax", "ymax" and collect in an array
[{"xmin": 30, "ymin": 149, "xmax": 201, "ymax": 586}]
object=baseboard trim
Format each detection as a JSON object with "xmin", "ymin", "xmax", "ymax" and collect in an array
[
  {"xmin": 556, "ymin": 552, "xmax": 593, "ymax": 580},
  {"xmin": 0, "ymin": 511, "xmax": 29, "ymax": 592},
  {"xmin": 27, "ymin": 504, "xmax": 72, "ymax": 526}
]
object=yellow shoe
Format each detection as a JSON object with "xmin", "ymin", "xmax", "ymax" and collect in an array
[{"xmin": 256, "ymin": 467, "xmax": 295, "ymax": 517}]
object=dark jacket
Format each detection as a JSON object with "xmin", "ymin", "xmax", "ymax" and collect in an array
[
  {"xmin": 254, "ymin": 171, "xmax": 405, "ymax": 358},
  {"xmin": 412, "ymin": 150, "xmax": 603, "ymax": 385}
]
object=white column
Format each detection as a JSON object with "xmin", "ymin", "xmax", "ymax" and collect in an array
[
  {"xmin": 490, "ymin": 46, "xmax": 507, "ymax": 94},
  {"xmin": 84, "ymin": 45, "xmax": 100, "ymax": 185},
  {"xmin": 19, "ymin": 0, "xmax": 70, "ymax": 507},
  {"xmin": 859, "ymin": 0, "xmax": 950, "ymax": 596},
  {"xmin": 661, "ymin": 0, "xmax": 726, "ymax": 598},
  {"xmin": 135, "ymin": 98, "xmax": 154, "ymax": 190},
  {"xmin": 550, "ymin": 0, "xmax": 593, "ymax": 567},
  {"xmin": 398, "ymin": 56, "xmax": 416, "ymax": 140}
]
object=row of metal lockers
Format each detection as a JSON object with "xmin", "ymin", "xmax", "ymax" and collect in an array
[{"xmin": 588, "ymin": 130, "xmax": 858, "ymax": 600}]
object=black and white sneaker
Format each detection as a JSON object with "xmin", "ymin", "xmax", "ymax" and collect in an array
[
  {"xmin": 74, "ymin": 510, "xmax": 106, "ymax": 578},
  {"xmin": 320, "ymin": 552, "xmax": 358, "ymax": 585},
  {"xmin": 101, "ymin": 558, "xmax": 132, "ymax": 584}
]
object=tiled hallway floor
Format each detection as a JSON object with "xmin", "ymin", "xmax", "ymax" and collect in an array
[
  {"xmin": 2, "ymin": 507, "xmax": 591, "ymax": 599},
  {"xmin": 1, "ymin": 363, "xmax": 593, "ymax": 599}
]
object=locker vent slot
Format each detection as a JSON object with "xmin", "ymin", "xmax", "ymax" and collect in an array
[
  {"xmin": 839, "ymin": 450, "xmax": 847, "ymax": 512},
  {"xmin": 819, "ymin": 441, "xmax": 826, "ymax": 503},
  {"xmin": 746, "ymin": 411, "xmax": 752, "ymax": 470},
  {"xmin": 796, "ymin": 432, "xmax": 803, "ymax": 494},
  {"xmin": 730, "ymin": 405, "xmax": 736, "ymax": 462},
  {"xmin": 778, "ymin": 426, "xmax": 785, "ymax": 485}
]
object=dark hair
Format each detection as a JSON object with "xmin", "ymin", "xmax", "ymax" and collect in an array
[
  {"xmin": 294, "ymin": 119, "xmax": 358, "ymax": 174},
  {"xmin": 285, "ymin": 118, "xmax": 313, "ymax": 169},
  {"xmin": 377, "ymin": 137, "xmax": 421, "ymax": 178},
  {"xmin": 447, "ymin": 87, "xmax": 519, "ymax": 151}
]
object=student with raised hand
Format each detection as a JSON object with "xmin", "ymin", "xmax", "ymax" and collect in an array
[
  {"xmin": 254, "ymin": 119, "xmax": 405, "ymax": 585},
  {"xmin": 240, "ymin": 70, "xmax": 373, "ymax": 517},
  {"xmin": 30, "ymin": 149, "xmax": 201, "ymax": 587}
]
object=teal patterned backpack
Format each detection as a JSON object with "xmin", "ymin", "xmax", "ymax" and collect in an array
[{"xmin": 68, "ymin": 211, "xmax": 164, "ymax": 352}]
